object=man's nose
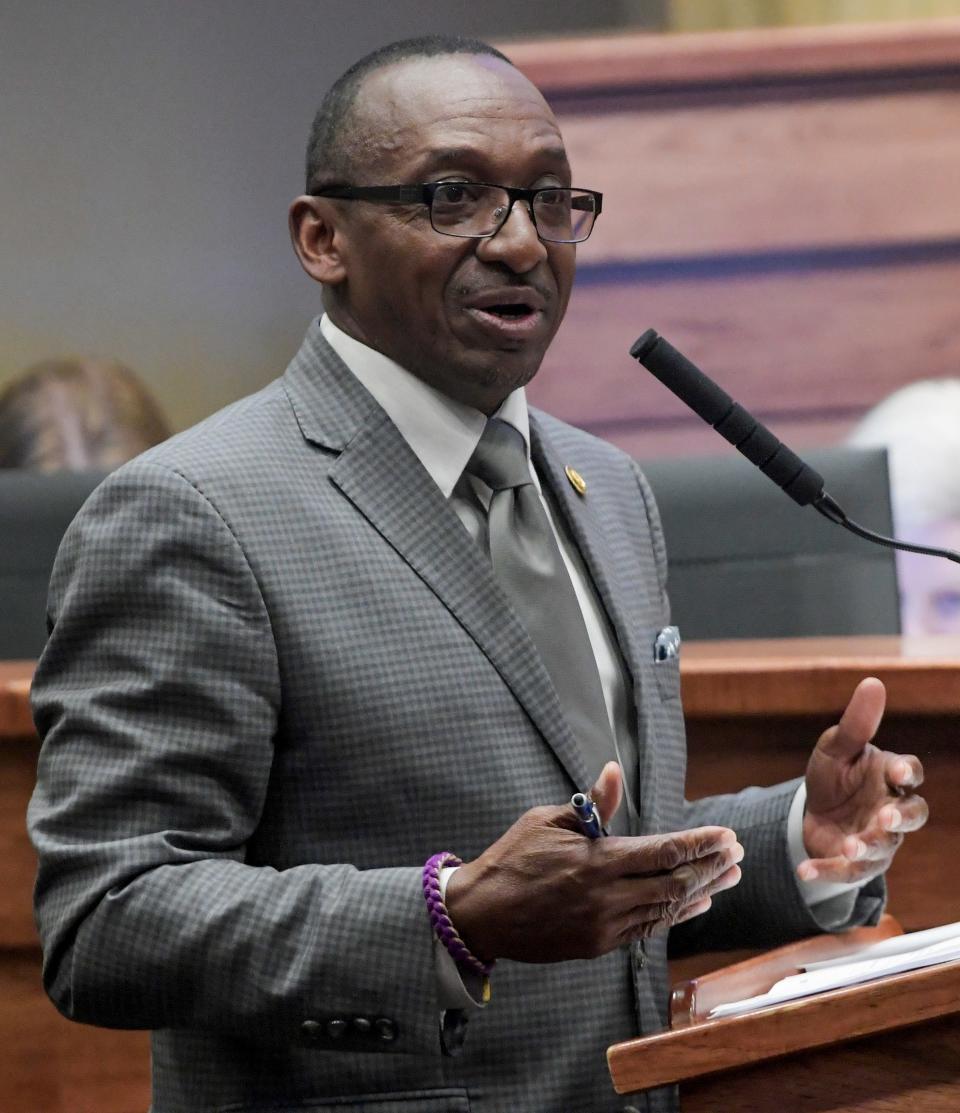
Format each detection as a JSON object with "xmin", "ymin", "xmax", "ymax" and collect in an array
[{"xmin": 474, "ymin": 201, "xmax": 548, "ymax": 273}]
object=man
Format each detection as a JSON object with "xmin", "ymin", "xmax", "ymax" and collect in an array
[{"xmin": 29, "ymin": 35, "xmax": 927, "ymax": 1113}]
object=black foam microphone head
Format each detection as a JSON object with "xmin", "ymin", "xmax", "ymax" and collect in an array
[{"xmin": 630, "ymin": 330, "xmax": 826, "ymax": 507}]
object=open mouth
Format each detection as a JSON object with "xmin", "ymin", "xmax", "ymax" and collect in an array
[
  {"xmin": 482, "ymin": 304, "xmax": 535, "ymax": 320},
  {"xmin": 462, "ymin": 288, "xmax": 547, "ymax": 338}
]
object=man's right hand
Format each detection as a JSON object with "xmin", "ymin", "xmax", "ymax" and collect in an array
[{"xmin": 444, "ymin": 762, "xmax": 743, "ymax": 964}]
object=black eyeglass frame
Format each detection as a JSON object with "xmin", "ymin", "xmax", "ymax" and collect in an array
[{"xmin": 310, "ymin": 182, "xmax": 603, "ymax": 244}]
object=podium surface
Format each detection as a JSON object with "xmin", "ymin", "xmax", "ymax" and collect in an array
[
  {"xmin": 0, "ymin": 660, "xmax": 34, "ymax": 739},
  {"xmin": 609, "ymin": 920, "xmax": 960, "ymax": 1111},
  {"xmin": 680, "ymin": 634, "xmax": 960, "ymax": 717}
]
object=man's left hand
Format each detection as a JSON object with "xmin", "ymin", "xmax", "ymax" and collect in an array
[{"xmin": 799, "ymin": 677, "xmax": 928, "ymax": 885}]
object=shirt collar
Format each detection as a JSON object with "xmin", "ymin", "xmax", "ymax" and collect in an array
[{"xmin": 320, "ymin": 314, "xmax": 533, "ymax": 498}]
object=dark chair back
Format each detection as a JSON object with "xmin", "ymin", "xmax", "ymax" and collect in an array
[
  {"xmin": 636, "ymin": 447, "xmax": 899, "ymax": 639},
  {"xmin": 0, "ymin": 471, "xmax": 107, "ymax": 658}
]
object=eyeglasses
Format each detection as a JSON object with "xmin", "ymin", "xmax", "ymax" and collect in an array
[{"xmin": 311, "ymin": 182, "xmax": 603, "ymax": 244}]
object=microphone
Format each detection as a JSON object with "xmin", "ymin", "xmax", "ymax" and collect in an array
[
  {"xmin": 630, "ymin": 330, "xmax": 825, "ymax": 506},
  {"xmin": 630, "ymin": 329, "xmax": 960, "ymax": 566}
]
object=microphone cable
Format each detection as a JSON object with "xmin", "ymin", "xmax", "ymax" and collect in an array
[{"xmin": 630, "ymin": 328, "xmax": 960, "ymax": 567}]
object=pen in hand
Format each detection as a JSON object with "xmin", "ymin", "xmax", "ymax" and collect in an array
[{"xmin": 571, "ymin": 792, "xmax": 605, "ymax": 839}]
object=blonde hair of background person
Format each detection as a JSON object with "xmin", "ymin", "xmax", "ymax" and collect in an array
[
  {"xmin": 0, "ymin": 357, "xmax": 171, "ymax": 472},
  {"xmin": 849, "ymin": 378, "xmax": 960, "ymax": 636}
]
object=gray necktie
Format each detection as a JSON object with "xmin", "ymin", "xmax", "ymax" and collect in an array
[{"xmin": 466, "ymin": 419, "xmax": 625, "ymax": 831}]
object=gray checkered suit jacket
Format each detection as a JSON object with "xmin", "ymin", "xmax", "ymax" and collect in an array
[{"xmin": 28, "ymin": 323, "xmax": 883, "ymax": 1113}]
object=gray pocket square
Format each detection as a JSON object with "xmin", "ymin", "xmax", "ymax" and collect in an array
[{"xmin": 654, "ymin": 625, "xmax": 681, "ymax": 662}]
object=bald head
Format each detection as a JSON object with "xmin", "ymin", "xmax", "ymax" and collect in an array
[
  {"xmin": 343, "ymin": 53, "xmax": 563, "ymax": 188},
  {"xmin": 305, "ymin": 35, "xmax": 513, "ymax": 193}
]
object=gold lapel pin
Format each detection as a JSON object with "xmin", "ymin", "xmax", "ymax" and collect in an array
[{"xmin": 565, "ymin": 465, "xmax": 587, "ymax": 497}]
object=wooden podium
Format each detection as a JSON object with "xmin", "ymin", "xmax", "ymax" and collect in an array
[{"xmin": 609, "ymin": 917, "xmax": 960, "ymax": 1111}]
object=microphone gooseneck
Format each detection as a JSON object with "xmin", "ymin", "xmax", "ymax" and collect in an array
[{"xmin": 629, "ymin": 329, "xmax": 960, "ymax": 566}]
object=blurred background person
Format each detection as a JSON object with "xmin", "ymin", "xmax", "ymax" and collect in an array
[
  {"xmin": 849, "ymin": 379, "xmax": 960, "ymax": 636},
  {"xmin": 0, "ymin": 357, "xmax": 171, "ymax": 472}
]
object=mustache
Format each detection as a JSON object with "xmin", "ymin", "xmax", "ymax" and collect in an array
[{"xmin": 453, "ymin": 271, "xmax": 554, "ymax": 305}]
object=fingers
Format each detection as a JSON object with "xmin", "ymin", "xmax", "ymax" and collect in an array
[
  {"xmin": 589, "ymin": 761, "xmax": 623, "ymax": 828},
  {"xmin": 619, "ymin": 861, "xmax": 743, "ymax": 941},
  {"xmin": 653, "ymin": 844, "xmax": 743, "ymax": 903},
  {"xmin": 607, "ymin": 825, "xmax": 739, "ymax": 877},
  {"xmin": 638, "ymin": 860, "xmax": 743, "ymax": 918},
  {"xmin": 827, "ymin": 788, "xmax": 925, "ymax": 863},
  {"xmin": 670, "ymin": 849, "xmax": 743, "ymax": 898},
  {"xmin": 802, "ymin": 784, "xmax": 928, "ymax": 880},
  {"xmin": 876, "ymin": 790, "xmax": 929, "ymax": 834},
  {"xmin": 797, "ymin": 853, "xmax": 867, "ymax": 884},
  {"xmin": 606, "ymin": 840, "xmax": 744, "ymax": 941},
  {"xmin": 673, "ymin": 895, "xmax": 713, "ymax": 925},
  {"xmin": 844, "ymin": 794, "xmax": 928, "ymax": 857},
  {"xmin": 815, "ymin": 677, "xmax": 886, "ymax": 762},
  {"xmin": 799, "ymin": 781, "xmax": 928, "ymax": 885},
  {"xmin": 885, "ymin": 752, "xmax": 925, "ymax": 794},
  {"xmin": 603, "ymin": 846, "xmax": 741, "ymax": 909},
  {"xmin": 558, "ymin": 813, "xmax": 743, "ymax": 946},
  {"xmin": 453, "ymin": 804, "xmax": 745, "ymax": 962},
  {"xmin": 798, "ymin": 831, "xmax": 897, "ymax": 883},
  {"xmin": 842, "ymin": 827, "xmax": 903, "ymax": 865},
  {"xmin": 797, "ymin": 848, "xmax": 894, "ymax": 885}
]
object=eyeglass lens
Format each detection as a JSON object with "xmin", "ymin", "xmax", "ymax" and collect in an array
[{"xmin": 430, "ymin": 184, "xmax": 596, "ymax": 242}]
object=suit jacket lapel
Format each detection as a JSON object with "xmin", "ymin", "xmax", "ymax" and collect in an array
[
  {"xmin": 283, "ymin": 325, "xmax": 592, "ymax": 794},
  {"xmin": 530, "ymin": 416, "xmax": 654, "ymax": 818}
]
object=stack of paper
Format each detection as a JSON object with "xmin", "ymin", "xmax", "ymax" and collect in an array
[{"xmin": 708, "ymin": 921, "xmax": 960, "ymax": 1020}]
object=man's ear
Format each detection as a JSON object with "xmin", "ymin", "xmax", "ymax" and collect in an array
[{"xmin": 288, "ymin": 196, "xmax": 347, "ymax": 286}]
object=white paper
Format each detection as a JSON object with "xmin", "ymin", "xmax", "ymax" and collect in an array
[
  {"xmin": 708, "ymin": 922, "xmax": 960, "ymax": 1020},
  {"xmin": 803, "ymin": 920, "xmax": 960, "ymax": 971}
]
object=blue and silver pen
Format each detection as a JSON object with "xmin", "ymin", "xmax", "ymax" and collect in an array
[{"xmin": 570, "ymin": 792, "xmax": 605, "ymax": 839}]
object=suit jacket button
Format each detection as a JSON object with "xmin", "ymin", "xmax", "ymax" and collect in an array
[
  {"xmin": 375, "ymin": 1017, "xmax": 398, "ymax": 1042},
  {"xmin": 326, "ymin": 1018, "xmax": 348, "ymax": 1039},
  {"xmin": 634, "ymin": 944, "xmax": 646, "ymax": 971},
  {"xmin": 300, "ymin": 1019, "xmax": 322, "ymax": 1043},
  {"xmin": 352, "ymin": 1016, "xmax": 372, "ymax": 1034}
]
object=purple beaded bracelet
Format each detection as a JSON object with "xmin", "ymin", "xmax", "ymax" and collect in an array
[{"xmin": 422, "ymin": 851, "xmax": 495, "ymax": 977}]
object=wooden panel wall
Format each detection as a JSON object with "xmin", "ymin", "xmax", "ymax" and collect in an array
[{"xmin": 504, "ymin": 21, "xmax": 960, "ymax": 458}]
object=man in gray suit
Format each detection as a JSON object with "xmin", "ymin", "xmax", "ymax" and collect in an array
[{"xmin": 29, "ymin": 35, "xmax": 927, "ymax": 1113}]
